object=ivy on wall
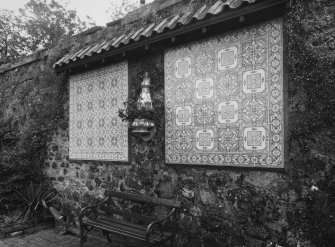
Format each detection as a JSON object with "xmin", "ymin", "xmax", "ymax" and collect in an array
[
  {"xmin": 0, "ymin": 47, "xmax": 68, "ymax": 214},
  {"xmin": 286, "ymin": 0, "xmax": 335, "ymax": 138},
  {"xmin": 284, "ymin": 0, "xmax": 335, "ymax": 246}
]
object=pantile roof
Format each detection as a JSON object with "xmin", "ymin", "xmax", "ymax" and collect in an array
[{"xmin": 53, "ymin": 0, "xmax": 289, "ymax": 70}]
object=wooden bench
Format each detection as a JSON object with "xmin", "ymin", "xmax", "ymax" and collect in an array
[{"xmin": 79, "ymin": 191, "xmax": 181, "ymax": 247}]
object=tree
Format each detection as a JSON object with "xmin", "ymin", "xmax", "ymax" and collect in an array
[
  {"xmin": 106, "ymin": 0, "xmax": 140, "ymax": 22},
  {"xmin": 105, "ymin": 0, "xmax": 154, "ymax": 22},
  {"xmin": 0, "ymin": 10, "xmax": 27, "ymax": 64},
  {"xmin": 0, "ymin": 0, "xmax": 95, "ymax": 64},
  {"xmin": 19, "ymin": 0, "xmax": 95, "ymax": 52}
]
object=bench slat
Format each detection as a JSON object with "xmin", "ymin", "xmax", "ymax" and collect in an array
[
  {"xmin": 92, "ymin": 219, "xmax": 147, "ymax": 236},
  {"xmin": 99, "ymin": 217, "xmax": 147, "ymax": 231},
  {"xmin": 106, "ymin": 191, "xmax": 181, "ymax": 208},
  {"xmin": 105, "ymin": 208, "xmax": 158, "ymax": 224},
  {"xmin": 86, "ymin": 219, "xmax": 172, "ymax": 243},
  {"xmin": 95, "ymin": 217, "xmax": 173, "ymax": 237},
  {"xmin": 87, "ymin": 221, "xmax": 152, "ymax": 242}
]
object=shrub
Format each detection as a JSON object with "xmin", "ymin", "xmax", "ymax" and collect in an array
[{"xmin": 15, "ymin": 181, "xmax": 54, "ymax": 222}]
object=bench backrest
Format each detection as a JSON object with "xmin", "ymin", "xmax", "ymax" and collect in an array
[{"xmin": 106, "ymin": 191, "xmax": 181, "ymax": 208}]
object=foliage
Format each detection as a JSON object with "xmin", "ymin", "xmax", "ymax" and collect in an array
[
  {"xmin": 106, "ymin": 0, "xmax": 140, "ymax": 22},
  {"xmin": 0, "ymin": 149, "xmax": 44, "ymax": 214},
  {"xmin": 105, "ymin": 0, "xmax": 156, "ymax": 22},
  {"xmin": 118, "ymin": 94, "xmax": 157, "ymax": 123},
  {"xmin": 285, "ymin": 129, "xmax": 335, "ymax": 246},
  {"xmin": 0, "ymin": 123, "xmax": 55, "ymax": 222},
  {"xmin": 0, "ymin": 209, "xmax": 24, "ymax": 227},
  {"xmin": 0, "ymin": 0, "xmax": 95, "ymax": 64},
  {"xmin": 52, "ymin": 195, "xmax": 77, "ymax": 230},
  {"xmin": 0, "ymin": 48, "xmax": 67, "ymax": 216},
  {"xmin": 285, "ymin": 0, "xmax": 335, "ymax": 139},
  {"xmin": 0, "ymin": 10, "xmax": 27, "ymax": 64},
  {"xmin": 199, "ymin": 182, "xmax": 286, "ymax": 247},
  {"xmin": 19, "ymin": 0, "xmax": 94, "ymax": 51},
  {"xmin": 15, "ymin": 181, "xmax": 54, "ymax": 222},
  {"xmin": 283, "ymin": 0, "xmax": 335, "ymax": 245}
]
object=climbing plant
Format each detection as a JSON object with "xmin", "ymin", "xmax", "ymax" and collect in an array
[
  {"xmin": 0, "ymin": 47, "xmax": 68, "ymax": 219},
  {"xmin": 283, "ymin": 0, "xmax": 335, "ymax": 246}
]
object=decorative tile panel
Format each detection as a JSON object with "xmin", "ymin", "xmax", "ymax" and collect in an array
[
  {"xmin": 165, "ymin": 19, "xmax": 284, "ymax": 168},
  {"xmin": 69, "ymin": 61, "xmax": 129, "ymax": 161}
]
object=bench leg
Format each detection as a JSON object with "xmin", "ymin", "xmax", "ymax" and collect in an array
[
  {"xmin": 169, "ymin": 237, "xmax": 174, "ymax": 247},
  {"xmin": 159, "ymin": 238, "xmax": 174, "ymax": 247},
  {"xmin": 103, "ymin": 231, "xmax": 112, "ymax": 243},
  {"xmin": 80, "ymin": 225, "xmax": 89, "ymax": 247},
  {"xmin": 79, "ymin": 225, "xmax": 84, "ymax": 247}
]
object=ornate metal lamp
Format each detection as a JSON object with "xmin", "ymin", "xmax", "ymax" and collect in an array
[{"xmin": 131, "ymin": 72, "xmax": 156, "ymax": 139}]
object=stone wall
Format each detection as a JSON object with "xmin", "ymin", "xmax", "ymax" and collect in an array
[{"xmin": 44, "ymin": 46, "xmax": 291, "ymax": 247}]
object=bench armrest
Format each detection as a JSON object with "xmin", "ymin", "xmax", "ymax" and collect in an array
[
  {"xmin": 145, "ymin": 207, "xmax": 176, "ymax": 241},
  {"xmin": 79, "ymin": 196, "xmax": 110, "ymax": 224}
]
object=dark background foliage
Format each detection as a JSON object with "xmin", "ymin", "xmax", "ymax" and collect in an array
[
  {"xmin": 283, "ymin": 0, "xmax": 335, "ymax": 246},
  {"xmin": 0, "ymin": 51, "xmax": 67, "ymax": 215}
]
